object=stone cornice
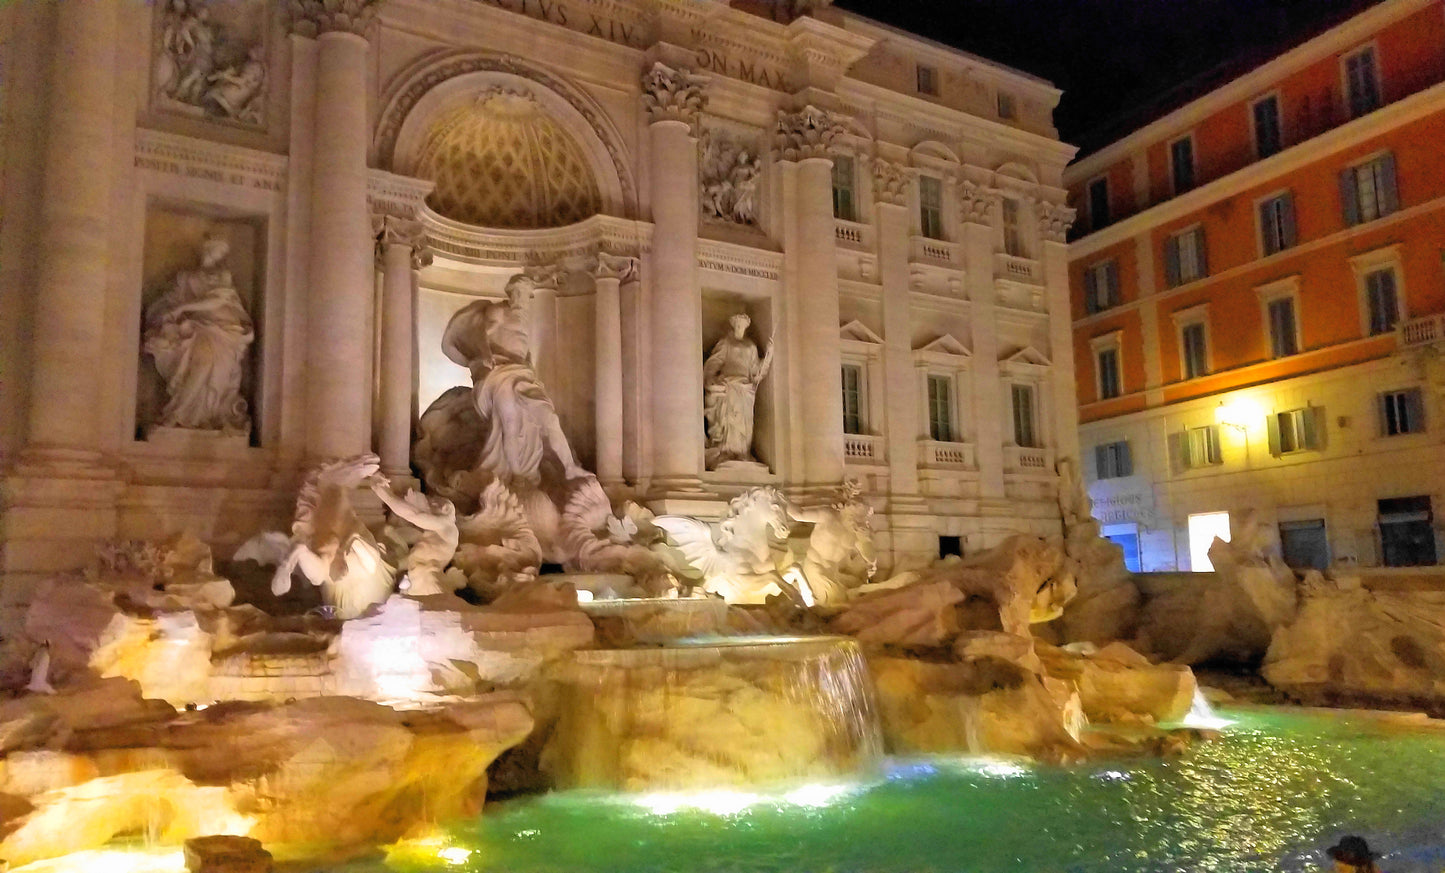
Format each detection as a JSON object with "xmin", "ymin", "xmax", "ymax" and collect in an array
[
  {"xmin": 289, "ymin": 0, "xmax": 384, "ymax": 37},
  {"xmin": 367, "ymin": 169, "xmax": 434, "ymax": 219},
  {"xmin": 420, "ymin": 210, "xmax": 651, "ymax": 265},
  {"xmin": 1069, "ymin": 79, "xmax": 1445, "ymax": 260}
]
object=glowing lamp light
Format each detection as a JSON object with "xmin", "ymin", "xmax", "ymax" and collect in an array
[{"xmin": 1214, "ymin": 398, "xmax": 1259, "ymax": 432}]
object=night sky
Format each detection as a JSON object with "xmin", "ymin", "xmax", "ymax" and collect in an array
[{"xmin": 834, "ymin": 0, "xmax": 1385, "ymax": 153}]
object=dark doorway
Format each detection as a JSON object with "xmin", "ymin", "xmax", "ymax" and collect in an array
[{"xmin": 1378, "ymin": 496, "xmax": 1437, "ymax": 567}]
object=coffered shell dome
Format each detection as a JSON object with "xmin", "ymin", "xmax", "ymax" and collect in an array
[{"xmin": 414, "ymin": 90, "xmax": 602, "ymax": 229}]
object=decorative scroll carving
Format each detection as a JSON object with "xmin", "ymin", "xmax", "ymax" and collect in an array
[
  {"xmin": 288, "ymin": 0, "xmax": 382, "ymax": 37},
  {"xmin": 871, "ymin": 158, "xmax": 909, "ymax": 207},
  {"xmin": 641, "ymin": 62, "xmax": 706, "ymax": 128},
  {"xmin": 958, "ymin": 180, "xmax": 999, "ymax": 226},
  {"xmin": 773, "ymin": 106, "xmax": 845, "ymax": 162},
  {"xmin": 373, "ymin": 215, "xmax": 432, "ymax": 270},
  {"xmin": 1037, "ymin": 201, "xmax": 1077, "ymax": 243},
  {"xmin": 153, "ymin": 0, "xmax": 268, "ymax": 127},
  {"xmin": 700, "ymin": 130, "xmax": 762, "ymax": 226}
]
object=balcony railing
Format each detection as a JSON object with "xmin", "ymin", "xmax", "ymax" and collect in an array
[
  {"xmin": 1400, "ymin": 313, "xmax": 1445, "ymax": 348},
  {"xmin": 909, "ymin": 236, "xmax": 959, "ymax": 267},
  {"xmin": 994, "ymin": 253, "xmax": 1042, "ymax": 284},
  {"xmin": 834, "ymin": 219, "xmax": 874, "ymax": 251},
  {"xmin": 1005, "ymin": 445, "xmax": 1054, "ymax": 474},
  {"xmin": 844, "ymin": 433, "xmax": 884, "ymax": 464},
  {"xmin": 919, "ymin": 439, "xmax": 974, "ymax": 468}
]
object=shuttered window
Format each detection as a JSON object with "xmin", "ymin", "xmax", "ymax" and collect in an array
[
  {"xmin": 1181, "ymin": 321, "xmax": 1209, "ymax": 379},
  {"xmin": 1268, "ymin": 407, "xmax": 1324, "ymax": 455},
  {"xmin": 831, "ymin": 155, "xmax": 856, "ymax": 222},
  {"xmin": 1340, "ymin": 153, "xmax": 1399, "ymax": 226},
  {"xmin": 1002, "ymin": 197, "xmax": 1024, "ymax": 256},
  {"xmin": 927, "ymin": 374, "xmax": 953, "ymax": 442},
  {"xmin": 1084, "ymin": 259, "xmax": 1120, "ymax": 314},
  {"xmin": 1253, "ymin": 95, "xmax": 1282, "ymax": 158},
  {"xmin": 1010, "ymin": 384, "xmax": 1038, "ymax": 448},
  {"xmin": 1381, "ymin": 388, "xmax": 1424, "ymax": 436},
  {"xmin": 1170, "ymin": 136, "xmax": 1195, "ymax": 193},
  {"xmin": 1259, "ymin": 192, "xmax": 1297, "ymax": 255},
  {"xmin": 1095, "ymin": 440, "xmax": 1133, "ymax": 480},
  {"xmin": 1175, "ymin": 424, "xmax": 1222, "ymax": 469},
  {"xmin": 1164, "ymin": 226, "xmax": 1207, "ymax": 288},
  {"xmin": 1344, "ymin": 47, "xmax": 1381, "ymax": 118},
  {"xmin": 1365, "ymin": 268, "xmax": 1400, "ymax": 335},
  {"xmin": 1087, "ymin": 177, "xmax": 1110, "ymax": 229},
  {"xmin": 919, "ymin": 176, "xmax": 944, "ymax": 240},
  {"xmin": 1267, "ymin": 296, "xmax": 1299, "ymax": 358},
  {"xmin": 841, "ymin": 364, "xmax": 863, "ymax": 435},
  {"xmin": 1096, "ymin": 347, "xmax": 1121, "ymax": 400}
]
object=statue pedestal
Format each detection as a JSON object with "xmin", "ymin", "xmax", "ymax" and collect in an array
[
  {"xmin": 707, "ymin": 459, "xmax": 772, "ymax": 482},
  {"xmin": 145, "ymin": 426, "xmax": 251, "ymax": 454}
]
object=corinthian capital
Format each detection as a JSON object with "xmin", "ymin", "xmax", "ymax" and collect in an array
[
  {"xmin": 1037, "ymin": 201, "xmax": 1077, "ymax": 244},
  {"xmin": 773, "ymin": 106, "xmax": 846, "ymax": 162},
  {"xmin": 871, "ymin": 158, "xmax": 909, "ymax": 207},
  {"xmin": 372, "ymin": 215, "xmax": 431, "ymax": 270},
  {"xmin": 957, "ymin": 180, "xmax": 998, "ymax": 226},
  {"xmin": 289, "ymin": 0, "xmax": 383, "ymax": 38},
  {"xmin": 641, "ymin": 63, "xmax": 707, "ymax": 128}
]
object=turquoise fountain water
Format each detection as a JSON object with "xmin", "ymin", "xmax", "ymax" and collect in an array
[{"xmin": 367, "ymin": 708, "xmax": 1445, "ymax": 873}]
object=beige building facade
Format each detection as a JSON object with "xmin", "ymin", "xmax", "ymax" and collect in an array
[{"xmin": 0, "ymin": 0, "xmax": 1079, "ymax": 582}]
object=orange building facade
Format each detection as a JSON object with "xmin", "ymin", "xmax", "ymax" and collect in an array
[{"xmin": 1064, "ymin": 0, "xmax": 1445, "ymax": 572}]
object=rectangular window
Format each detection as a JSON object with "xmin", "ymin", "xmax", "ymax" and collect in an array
[
  {"xmin": 1344, "ymin": 46, "xmax": 1381, "ymax": 118},
  {"xmin": 1096, "ymin": 347, "xmax": 1121, "ymax": 400},
  {"xmin": 1253, "ymin": 94, "xmax": 1283, "ymax": 158},
  {"xmin": 1170, "ymin": 136, "xmax": 1195, "ymax": 193},
  {"xmin": 1270, "ymin": 407, "xmax": 1322, "ymax": 455},
  {"xmin": 1181, "ymin": 424, "xmax": 1222, "ymax": 468},
  {"xmin": 1010, "ymin": 384, "xmax": 1038, "ymax": 448},
  {"xmin": 1267, "ymin": 296, "xmax": 1299, "ymax": 357},
  {"xmin": 1378, "ymin": 496, "xmax": 1437, "ymax": 567},
  {"xmin": 841, "ymin": 364, "xmax": 863, "ymax": 435},
  {"xmin": 997, "ymin": 91, "xmax": 1016, "ymax": 120},
  {"xmin": 1259, "ymin": 192, "xmax": 1297, "ymax": 255},
  {"xmin": 831, "ymin": 155, "xmax": 856, "ymax": 222},
  {"xmin": 927, "ymin": 374, "xmax": 954, "ymax": 442},
  {"xmin": 1381, "ymin": 388, "xmax": 1425, "ymax": 436},
  {"xmin": 1083, "ymin": 259, "xmax": 1120, "ymax": 314},
  {"xmin": 1095, "ymin": 440, "xmax": 1133, "ymax": 480},
  {"xmin": 916, "ymin": 64, "xmax": 938, "ymax": 96},
  {"xmin": 1002, "ymin": 197, "xmax": 1024, "ymax": 256},
  {"xmin": 1164, "ymin": 226, "xmax": 1207, "ymax": 287},
  {"xmin": 1365, "ymin": 268, "xmax": 1399, "ymax": 335},
  {"xmin": 1340, "ymin": 153, "xmax": 1399, "ymax": 226},
  {"xmin": 1181, "ymin": 321, "xmax": 1209, "ymax": 379},
  {"xmin": 1279, "ymin": 519, "xmax": 1329, "ymax": 570},
  {"xmin": 1087, "ymin": 177, "xmax": 1110, "ymax": 229},
  {"xmin": 919, "ymin": 176, "xmax": 944, "ymax": 240}
]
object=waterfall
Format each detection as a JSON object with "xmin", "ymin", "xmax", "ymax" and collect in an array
[
  {"xmin": 543, "ymin": 636, "xmax": 884, "ymax": 792},
  {"xmin": 1178, "ymin": 687, "xmax": 1233, "ymax": 730}
]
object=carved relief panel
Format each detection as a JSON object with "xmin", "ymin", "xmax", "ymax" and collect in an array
[
  {"xmin": 699, "ymin": 127, "xmax": 763, "ymax": 228},
  {"xmin": 151, "ymin": 0, "xmax": 270, "ymax": 129}
]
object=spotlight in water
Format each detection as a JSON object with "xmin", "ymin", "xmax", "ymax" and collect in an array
[
  {"xmin": 575, "ymin": 589, "xmax": 595, "ymax": 603},
  {"xmin": 437, "ymin": 846, "xmax": 473, "ymax": 865}
]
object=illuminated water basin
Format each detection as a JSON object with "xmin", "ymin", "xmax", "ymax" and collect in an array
[{"xmin": 361, "ymin": 708, "xmax": 1445, "ymax": 873}]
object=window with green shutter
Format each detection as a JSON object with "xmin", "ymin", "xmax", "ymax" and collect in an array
[
  {"xmin": 1340, "ymin": 153, "xmax": 1398, "ymax": 226},
  {"xmin": 1259, "ymin": 192, "xmax": 1296, "ymax": 255}
]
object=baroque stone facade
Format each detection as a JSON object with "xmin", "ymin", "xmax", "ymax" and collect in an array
[{"xmin": 0, "ymin": 0, "xmax": 1078, "ymax": 581}]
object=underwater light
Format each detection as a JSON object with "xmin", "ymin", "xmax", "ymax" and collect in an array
[
  {"xmin": 437, "ymin": 846, "xmax": 473, "ymax": 865},
  {"xmin": 633, "ymin": 782, "xmax": 860, "ymax": 816}
]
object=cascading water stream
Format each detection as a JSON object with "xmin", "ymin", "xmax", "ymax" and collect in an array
[{"xmin": 543, "ymin": 636, "xmax": 884, "ymax": 792}]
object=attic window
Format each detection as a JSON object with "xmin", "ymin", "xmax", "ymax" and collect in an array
[
  {"xmin": 917, "ymin": 64, "xmax": 938, "ymax": 96},
  {"xmin": 997, "ymin": 91, "xmax": 1017, "ymax": 120}
]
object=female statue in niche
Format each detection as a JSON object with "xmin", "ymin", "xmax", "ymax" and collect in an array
[
  {"xmin": 703, "ymin": 312, "xmax": 773, "ymax": 468},
  {"xmin": 143, "ymin": 233, "xmax": 254, "ymax": 435}
]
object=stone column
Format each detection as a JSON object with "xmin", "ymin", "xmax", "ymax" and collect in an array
[
  {"xmin": 959, "ymin": 181, "xmax": 1006, "ymax": 499},
  {"xmin": 291, "ymin": 1, "xmax": 381, "ymax": 461},
  {"xmin": 641, "ymin": 63, "xmax": 706, "ymax": 490},
  {"xmin": 23, "ymin": 0, "xmax": 120, "ymax": 467},
  {"xmin": 592, "ymin": 254, "xmax": 634, "ymax": 486},
  {"xmin": 373, "ymin": 215, "xmax": 429, "ymax": 482},
  {"xmin": 1039, "ymin": 202, "xmax": 1080, "ymax": 465},
  {"xmin": 871, "ymin": 159, "xmax": 918, "ymax": 494},
  {"xmin": 776, "ymin": 107, "xmax": 847, "ymax": 488}
]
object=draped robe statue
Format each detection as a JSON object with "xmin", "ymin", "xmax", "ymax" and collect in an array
[
  {"xmin": 703, "ymin": 313, "xmax": 773, "ymax": 468},
  {"xmin": 143, "ymin": 234, "xmax": 254, "ymax": 435}
]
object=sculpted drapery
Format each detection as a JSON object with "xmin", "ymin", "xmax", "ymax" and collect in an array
[
  {"xmin": 142, "ymin": 234, "xmax": 254, "ymax": 435},
  {"xmin": 703, "ymin": 312, "xmax": 773, "ymax": 468}
]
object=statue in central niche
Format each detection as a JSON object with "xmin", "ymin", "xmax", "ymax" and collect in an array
[
  {"xmin": 703, "ymin": 312, "xmax": 773, "ymax": 469},
  {"xmin": 441, "ymin": 273, "xmax": 588, "ymax": 488}
]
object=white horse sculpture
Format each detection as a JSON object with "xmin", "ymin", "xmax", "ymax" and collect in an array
[{"xmin": 653, "ymin": 486, "xmax": 792, "ymax": 603}]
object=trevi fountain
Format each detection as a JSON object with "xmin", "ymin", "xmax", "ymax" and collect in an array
[{"xmin": 1, "ymin": 1, "xmax": 1444, "ymax": 872}]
